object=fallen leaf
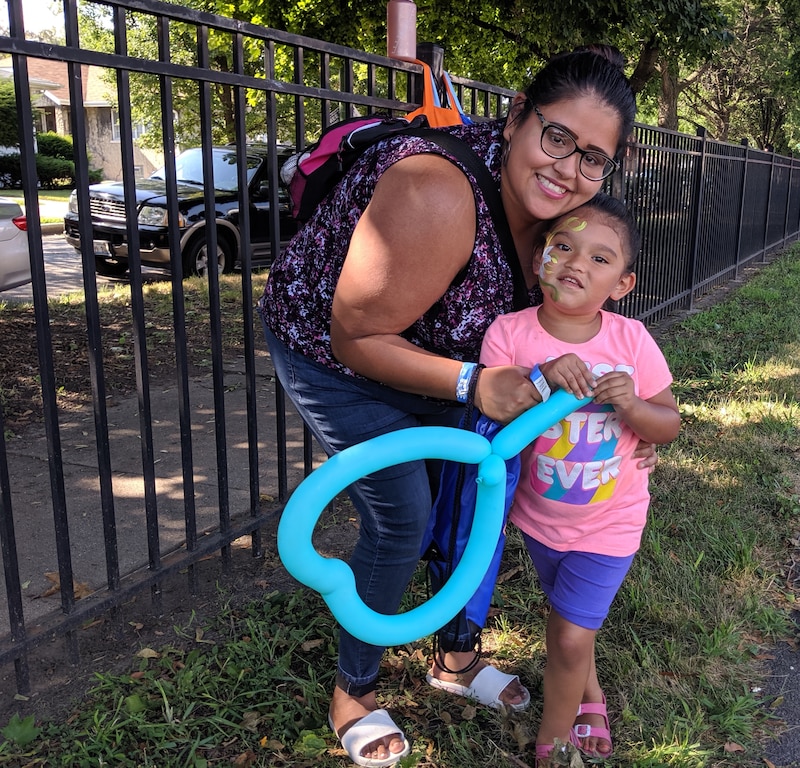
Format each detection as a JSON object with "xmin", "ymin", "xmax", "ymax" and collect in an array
[
  {"xmin": 260, "ymin": 737, "xmax": 283, "ymax": 750},
  {"xmin": 496, "ymin": 565, "xmax": 523, "ymax": 584},
  {"xmin": 73, "ymin": 580, "xmax": 92, "ymax": 599},
  {"xmin": 461, "ymin": 704, "xmax": 477, "ymax": 720},
  {"xmin": 36, "ymin": 572, "xmax": 92, "ymax": 600},
  {"xmin": 241, "ymin": 711, "xmax": 261, "ymax": 732},
  {"xmin": 81, "ymin": 618, "xmax": 103, "ymax": 630},
  {"xmin": 511, "ymin": 719, "xmax": 535, "ymax": 751},
  {"xmin": 302, "ymin": 638, "xmax": 325, "ymax": 652},
  {"xmin": 764, "ymin": 759, "xmax": 776, "ymax": 767},
  {"xmin": 724, "ymin": 741, "xmax": 745, "ymax": 753},
  {"xmin": 136, "ymin": 648, "xmax": 160, "ymax": 659},
  {"xmin": 232, "ymin": 749, "xmax": 257, "ymax": 767}
]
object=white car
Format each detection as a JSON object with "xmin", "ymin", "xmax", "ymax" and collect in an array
[{"xmin": 0, "ymin": 196, "xmax": 32, "ymax": 291}]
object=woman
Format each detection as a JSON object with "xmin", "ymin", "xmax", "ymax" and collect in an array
[{"xmin": 260, "ymin": 45, "xmax": 645, "ymax": 767}]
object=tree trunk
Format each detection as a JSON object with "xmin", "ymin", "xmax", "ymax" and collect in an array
[{"xmin": 659, "ymin": 58, "xmax": 680, "ymax": 130}]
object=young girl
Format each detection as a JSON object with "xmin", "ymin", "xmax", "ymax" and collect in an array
[{"xmin": 480, "ymin": 193, "xmax": 681, "ymax": 765}]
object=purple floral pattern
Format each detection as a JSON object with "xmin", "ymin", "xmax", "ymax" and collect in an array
[{"xmin": 259, "ymin": 119, "xmax": 539, "ymax": 376}]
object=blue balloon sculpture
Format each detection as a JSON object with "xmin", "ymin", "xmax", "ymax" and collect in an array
[{"xmin": 277, "ymin": 388, "xmax": 590, "ymax": 646}]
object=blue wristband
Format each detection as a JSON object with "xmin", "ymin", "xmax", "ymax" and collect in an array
[{"xmin": 455, "ymin": 362, "xmax": 478, "ymax": 403}]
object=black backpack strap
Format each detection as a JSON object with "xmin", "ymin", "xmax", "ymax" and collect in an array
[{"xmin": 408, "ymin": 128, "xmax": 531, "ymax": 312}]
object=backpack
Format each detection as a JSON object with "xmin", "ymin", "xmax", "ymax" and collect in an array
[{"xmin": 281, "ymin": 61, "xmax": 471, "ymax": 222}]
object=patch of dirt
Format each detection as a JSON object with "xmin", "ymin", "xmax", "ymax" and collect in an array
[{"xmin": 0, "ymin": 283, "xmax": 252, "ymax": 434}]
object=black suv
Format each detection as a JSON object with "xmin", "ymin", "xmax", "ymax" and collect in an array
[{"xmin": 64, "ymin": 144, "xmax": 300, "ymax": 278}]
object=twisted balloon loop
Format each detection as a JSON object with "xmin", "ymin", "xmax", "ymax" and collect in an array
[{"xmin": 277, "ymin": 389, "xmax": 589, "ymax": 646}]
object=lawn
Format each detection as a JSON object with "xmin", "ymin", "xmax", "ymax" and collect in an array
[
  {"xmin": 0, "ymin": 189, "xmax": 72, "ymax": 202},
  {"xmin": 0, "ymin": 246, "xmax": 798, "ymax": 767}
]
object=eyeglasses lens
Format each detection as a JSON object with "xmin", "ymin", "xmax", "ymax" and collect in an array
[{"xmin": 541, "ymin": 125, "xmax": 614, "ymax": 181}]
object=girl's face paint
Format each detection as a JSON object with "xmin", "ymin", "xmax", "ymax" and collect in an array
[{"xmin": 538, "ymin": 216, "xmax": 587, "ymax": 301}]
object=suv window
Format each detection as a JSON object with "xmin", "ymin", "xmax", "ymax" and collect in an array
[{"xmin": 151, "ymin": 148, "xmax": 263, "ymax": 193}]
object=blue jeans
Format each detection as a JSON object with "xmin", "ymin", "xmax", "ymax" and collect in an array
[{"xmin": 262, "ymin": 323, "xmax": 463, "ymax": 696}]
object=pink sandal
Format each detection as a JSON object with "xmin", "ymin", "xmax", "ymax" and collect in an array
[{"xmin": 572, "ymin": 692, "xmax": 613, "ymax": 758}]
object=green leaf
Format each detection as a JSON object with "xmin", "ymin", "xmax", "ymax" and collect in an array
[
  {"xmin": 125, "ymin": 694, "xmax": 148, "ymax": 714},
  {"xmin": 294, "ymin": 729, "xmax": 328, "ymax": 757},
  {"xmin": 1, "ymin": 713, "xmax": 42, "ymax": 748}
]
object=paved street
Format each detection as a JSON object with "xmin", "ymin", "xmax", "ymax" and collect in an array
[{"xmin": 1, "ymin": 231, "xmax": 170, "ymax": 303}]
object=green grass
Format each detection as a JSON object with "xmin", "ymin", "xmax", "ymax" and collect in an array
[
  {"xmin": 1, "ymin": 247, "xmax": 799, "ymax": 767},
  {"xmin": 0, "ymin": 188, "xmax": 71, "ymax": 223},
  {"xmin": 0, "ymin": 189, "xmax": 72, "ymax": 202}
]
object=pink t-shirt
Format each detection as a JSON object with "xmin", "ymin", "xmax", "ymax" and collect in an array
[{"xmin": 480, "ymin": 308, "xmax": 673, "ymax": 557}]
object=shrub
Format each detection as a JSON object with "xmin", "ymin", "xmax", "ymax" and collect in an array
[
  {"xmin": 0, "ymin": 153, "xmax": 22, "ymax": 187},
  {"xmin": 35, "ymin": 155, "xmax": 76, "ymax": 188},
  {"xmin": 36, "ymin": 132, "xmax": 74, "ymax": 161},
  {"xmin": 0, "ymin": 80, "xmax": 22, "ymax": 148},
  {"xmin": 0, "ymin": 152, "xmax": 77, "ymax": 188}
]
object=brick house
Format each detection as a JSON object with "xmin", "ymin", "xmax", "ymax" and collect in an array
[{"xmin": 0, "ymin": 56, "xmax": 162, "ymax": 180}]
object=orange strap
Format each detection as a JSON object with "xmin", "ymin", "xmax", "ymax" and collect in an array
[{"xmin": 405, "ymin": 60, "xmax": 468, "ymax": 128}]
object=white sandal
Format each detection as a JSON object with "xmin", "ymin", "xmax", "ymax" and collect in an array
[
  {"xmin": 328, "ymin": 709, "xmax": 411, "ymax": 767},
  {"xmin": 425, "ymin": 664, "xmax": 531, "ymax": 711}
]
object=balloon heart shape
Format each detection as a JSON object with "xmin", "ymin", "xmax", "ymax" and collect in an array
[{"xmin": 277, "ymin": 388, "xmax": 590, "ymax": 646}]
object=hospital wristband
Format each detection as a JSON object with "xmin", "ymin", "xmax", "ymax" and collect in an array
[
  {"xmin": 530, "ymin": 364, "xmax": 551, "ymax": 402},
  {"xmin": 455, "ymin": 362, "xmax": 478, "ymax": 403}
]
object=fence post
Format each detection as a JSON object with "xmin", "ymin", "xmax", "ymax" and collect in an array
[
  {"xmin": 610, "ymin": 145, "xmax": 626, "ymax": 202},
  {"xmin": 763, "ymin": 148, "xmax": 776, "ymax": 262},
  {"xmin": 784, "ymin": 152, "xmax": 794, "ymax": 246},
  {"xmin": 734, "ymin": 139, "xmax": 749, "ymax": 279},
  {"xmin": 686, "ymin": 127, "xmax": 707, "ymax": 312}
]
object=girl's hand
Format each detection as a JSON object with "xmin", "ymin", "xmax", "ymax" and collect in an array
[
  {"xmin": 591, "ymin": 370, "xmax": 636, "ymax": 410},
  {"xmin": 539, "ymin": 354, "xmax": 596, "ymax": 399}
]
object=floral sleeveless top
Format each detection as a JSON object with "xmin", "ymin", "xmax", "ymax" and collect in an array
[{"xmin": 259, "ymin": 119, "xmax": 541, "ymax": 376}]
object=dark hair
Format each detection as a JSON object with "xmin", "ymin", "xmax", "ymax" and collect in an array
[
  {"xmin": 575, "ymin": 192, "xmax": 641, "ymax": 270},
  {"xmin": 516, "ymin": 45, "xmax": 636, "ymax": 158}
]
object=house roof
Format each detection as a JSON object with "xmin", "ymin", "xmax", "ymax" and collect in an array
[
  {"xmin": 0, "ymin": 66, "xmax": 61, "ymax": 91},
  {"xmin": 0, "ymin": 56, "xmax": 112, "ymax": 106}
]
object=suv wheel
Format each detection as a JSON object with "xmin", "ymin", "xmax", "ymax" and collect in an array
[{"xmin": 183, "ymin": 234, "xmax": 233, "ymax": 277}]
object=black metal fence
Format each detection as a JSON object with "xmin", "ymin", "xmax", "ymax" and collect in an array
[{"xmin": 1, "ymin": 0, "xmax": 799, "ymax": 698}]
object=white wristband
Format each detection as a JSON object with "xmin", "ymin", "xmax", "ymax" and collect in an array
[{"xmin": 530, "ymin": 364, "xmax": 551, "ymax": 402}]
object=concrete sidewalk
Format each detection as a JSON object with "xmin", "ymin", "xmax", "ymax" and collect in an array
[{"xmin": 0, "ymin": 353, "xmax": 324, "ymax": 637}]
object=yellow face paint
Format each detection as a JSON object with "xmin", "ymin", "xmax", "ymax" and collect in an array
[{"xmin": 538, "ymin": 216, "xmax": 587, "ymax": 301}]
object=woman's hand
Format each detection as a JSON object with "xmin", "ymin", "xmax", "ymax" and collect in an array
[
  {"xmin": 632, "ymin": 440, "xmax": 658, "ymax": 470},
  {"xmin": 474, "ymin": 365, "xmax": 540, "ymax": 424}
]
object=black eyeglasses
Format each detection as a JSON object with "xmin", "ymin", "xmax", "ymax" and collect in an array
[{"xmin": 533, "ymin": 105, "xmax": 619, "ymax": 182}]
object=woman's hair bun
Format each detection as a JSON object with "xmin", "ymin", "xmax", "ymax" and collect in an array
[{"xmin": 573, "ymin": 44, "xmax": 626, "ymax": 73}]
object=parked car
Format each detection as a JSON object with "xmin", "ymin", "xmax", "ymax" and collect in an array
[
  {"xmin": 0, "ymin": 197, "xmax": 32, "ymax": 292},
  {"xmin": 63, "ymin": 144, "xmax": 300, "ymax": 278}
]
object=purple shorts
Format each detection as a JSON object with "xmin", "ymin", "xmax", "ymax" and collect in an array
[{"xmin": 522, "ymin": 534, "xmax": 635, "ymax": 630}]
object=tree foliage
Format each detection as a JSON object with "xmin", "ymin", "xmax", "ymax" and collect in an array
[
  {"xmin": 653, "ymin": 0, "xmax": 800, "ymax": 150},
  {"xmin": 71, "ymin": 0, "xmax": 798, "ymax": 153},
  {"xmin": 0, "ymin": 79, "xmax": 22, "ymax": 147}
]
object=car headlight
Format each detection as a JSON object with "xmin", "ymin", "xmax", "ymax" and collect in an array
[
  {"xmin": 138, "ymin": 205, "xmax": 169, "ymax": 226},
  {"xmin": 137, "ymin": 206, "xmax": 186, "ymax": 228},
  {"xmin": 68, "ymin": 189, "xmax": 79, "ymax": 214}
]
